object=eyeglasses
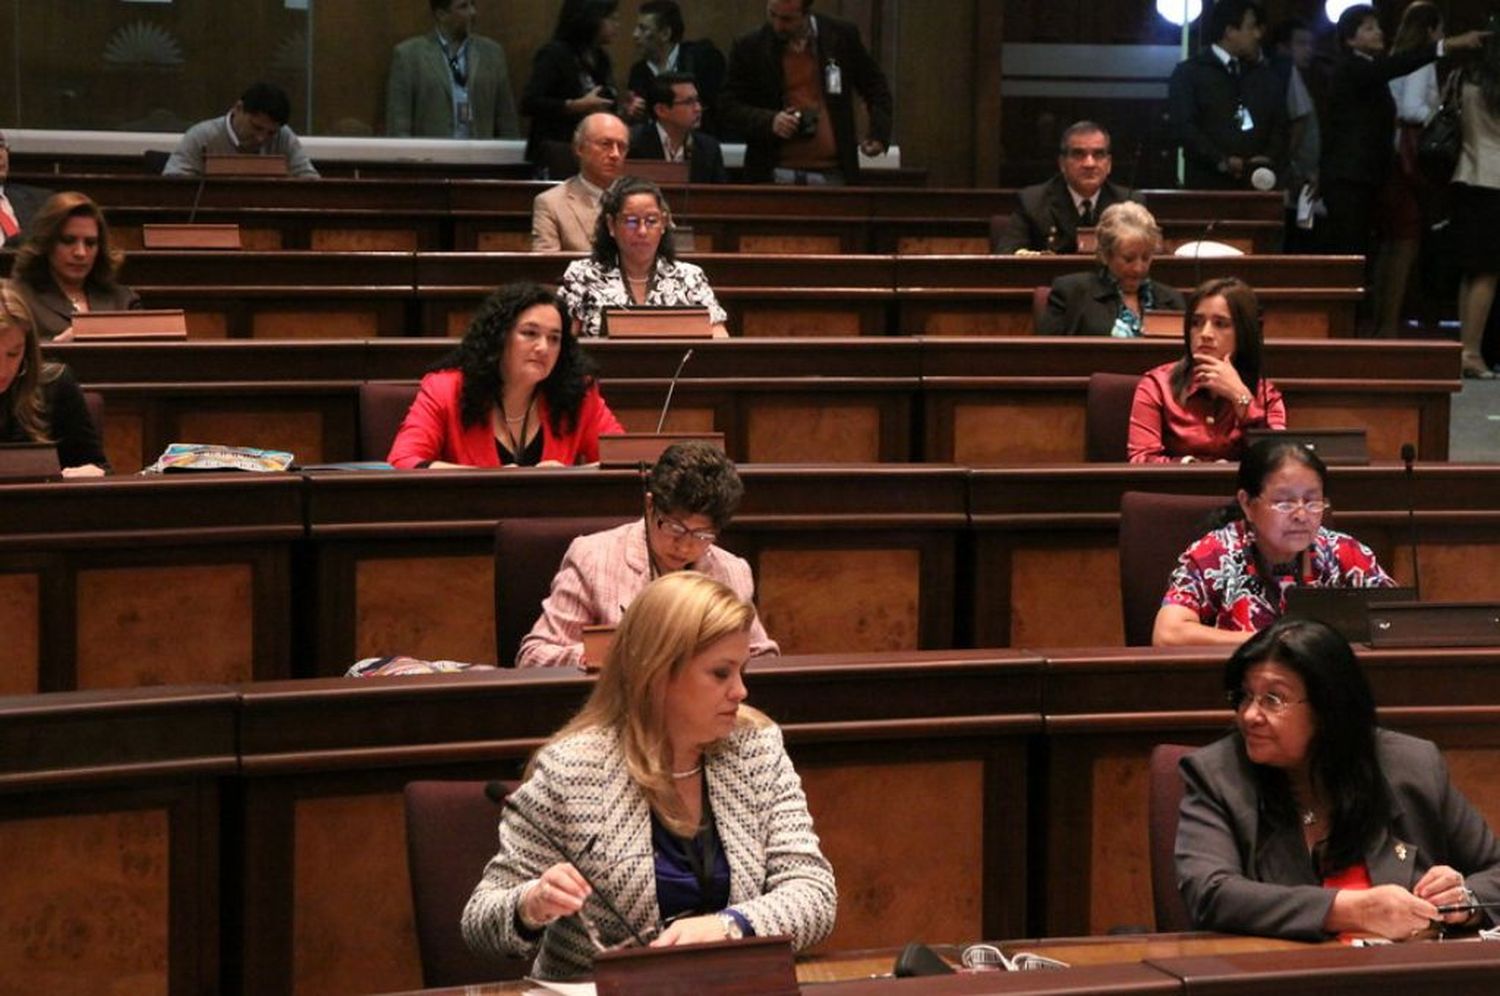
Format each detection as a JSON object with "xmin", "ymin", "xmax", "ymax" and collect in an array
[
  {"xmin": 654, "ymin": 512, "xmax": 716, "ymax": 544},
  {"xmin": 1227, "ymin": 688, "xmax": 1306, "ymax": 714},
  {"xmin": 620, "ymin": 214, "xmax": 664, "ymax": 233},
  {"xmin": 1261, "ymin": 498, "xmax": 1330, "ymax": 515},
  {"xmin": 1064, "ymin": 147, "xmax": 1110, "ymax": 161}
]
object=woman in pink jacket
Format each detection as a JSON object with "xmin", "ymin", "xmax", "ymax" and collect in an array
[{"xmin": 388, "ymin": 282, "xmax": 623, "ymax": 468}]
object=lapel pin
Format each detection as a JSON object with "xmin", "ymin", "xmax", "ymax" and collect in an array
[{"xmin": 1395, "ymin": 842, "xmax": 1408, "ymax": 862}]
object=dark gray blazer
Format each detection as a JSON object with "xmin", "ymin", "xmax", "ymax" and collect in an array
[
  {"xmin": 627, "ymin": 121, "xmax": 727, "ymax": 183},
  {"xmin": 1036, "ymin": 270, "xmax": 1185, "ymax": 335},
  {"xmin": 1177, "ymin": 730, "xmax": 1500, "ymax": 939},
  {"xmin": 22, "ymin": 279, "xmax": 142, "ymax": 340}
]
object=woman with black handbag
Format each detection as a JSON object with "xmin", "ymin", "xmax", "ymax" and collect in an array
[{"xmin": 1453, "ymin": 26, "xmax": 1500, "ymax": 379}]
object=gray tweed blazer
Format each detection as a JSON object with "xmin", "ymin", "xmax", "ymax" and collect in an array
[{"xmin": 461, "ymin": 719, "xmax": 837, "ymax": 980}]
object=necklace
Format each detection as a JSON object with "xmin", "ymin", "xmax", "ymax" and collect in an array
[
  {"xmin": 500, "ymin": 396, "xmax": 534, "ymax": 424},
  {"xmin": 671, "ymin": 765, "xmax": 702, "ymax": 779},
  {"xmin": 1300, "ymin": 808, "xmax": 1320, "ymax": 826}
]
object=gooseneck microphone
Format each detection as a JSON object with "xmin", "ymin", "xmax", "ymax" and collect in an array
[
  {"xmin": 186, "ymin": 170, "xmax": 209, "ymax": 224},
  {"xmin": 1193, "ymin": 218, "xmax": 1219, "ymax": 288},
  {"xmin": 1400, "ymin": 443, "xmax": 1422, "ymax": 600},
  {"xmin": 484, "ymin": 781, "xmax": 650, "ymax": 948},
  {"xmin": 655, "ymin": 348, "xmax": 694, "ymax": 434}
]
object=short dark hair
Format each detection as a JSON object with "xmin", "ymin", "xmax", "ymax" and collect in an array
[
  {"xmin": 445, "ymin": 282, "xmax": 598, "ymax": 436},
  {"xmin": 1209, "ymin": 0, "xmax": 1264, "ymax": 43},
  {"xmin": 650, "ymin": 71, "xmax": 697, "ymax": 115},
  {"xmin": 648, "ymin": 441, "xmax": 744, "ymax": 529},
  {"xmin": 1058, "ymin": 120, "xmax": 1110, "ymax": 156},
  {"xmin": 238, "ymin": 82, "xmax": 292, "ymax": 126},
  {"xmin": 1268, "ymin": 17, "xmax": 1309, "ymax": 50},
  {"xmin": 1170, "ymin": 277, "xmax": 1266, "ymax": 401},
  {"xmin": 591, "ymin": 175, "xmax": 677, "ymax": 266},
  {"xmin": 1336, "ymin": 4, "xmax": 1377, "ymax": 47},
  {"xmin": 639, "ymin": 1, "xmax": 685, "ymax": 44},
  {"xmin": 1226, "ymin": 618, "xmax": 1387, "ymax": 874},
  {"xmin": 430, "ymin": 0, "xmax": 452, "ymax": 12}
]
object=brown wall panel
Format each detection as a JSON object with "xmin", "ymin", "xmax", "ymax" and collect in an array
[
  {"xmin": 0, "ymin": 573, "xmax": 40, "ymax": 696},
  {"xmin": 1285, "ymin": 404, "xmax": 1418, "ymax": 465},
  {"xmin": 76, "ymin": 564, "xmax": 255, "ymax": 688},
  {"xmin": 800, "ymin": 759, "xmax": 984, "ymax": 950},
  {"xmin": 614, "ymin": 407, "xmax": 717, "ymax": 434},
  {"xmin": 739, "ymin": 308, "xmax": 867, "ymax": 338},
  {"xmin": 747, "ymin": 403, "xmax": 881, "ymax": 463},
  {"xmin": 251, "ymin": 310, "xmax": 382, "ymax": 339},
  {"xmin": 310, "ymin": 229, "xmax": 420, "ymax": 252},
  {"xmin": 1010, "ymin": 546, "xmax": 1122, "ymax": 648},
  {"xmin": 0, "ymin": 809, "xmax": 170, "ymax": 996},
  {"xmin": 757, "ymin": 548, "xmax": 919, "ymax": 653},
  {"xmin": 355, "ymin": 555, "xmax": 497, "ymax": 665},
  {"xmin": 1407, "ymin": 545, "xmax": 1500, "ymax": 603},
  {"xmin": 100, "ymin": 408, "xmax": 146, "ymax": 476},
  {"xmin": 293, "ymin": 792, "xmax": 424, "ymax": 996},
  {"xmin": 952, "ymin": 400, "xmax": 1083, "ymax": 464},
  {"xmin": 175, "ymin": 409, "xmax": 327, "ymax": 464},
  {"xmin": 1088, "ymin": 749, "xmax": 1154, "ymax": 933},
  {"xmin": 185, "ymin": 312, "xmax": 230, "ymax": 339}
]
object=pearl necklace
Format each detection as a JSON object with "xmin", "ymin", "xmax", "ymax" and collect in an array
[{"xmin": 671, "ymin": 765, "xmax": 702, "ymax": 779}]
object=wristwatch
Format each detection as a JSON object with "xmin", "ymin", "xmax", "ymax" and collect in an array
[{"xmin": 718, "ymin": 912, "xmax": 745, "ymax": 940}]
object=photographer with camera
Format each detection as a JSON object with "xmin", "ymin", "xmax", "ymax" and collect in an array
[
  {"xmin": 522, "ymin": 1, "xmax": 644, "ymax": 174},
  {"xmin": 721, "ymin": 0, "xmax": 892, "ymax": 185}
]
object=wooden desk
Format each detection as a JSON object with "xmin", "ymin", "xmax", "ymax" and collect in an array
[
  {"xmin": 0, "ymin": 474, "xmax": 301, "ymax": 692},
  {"xmin": 46, "ymin": 336, "xmax": 1455, "ymax": 473},
  {"xmin": 967, "ymin": 463, "xmax": 1500, "ymax": 648},
  {"xmin": 303, "ymin": 465, "xmax": 967, "ymax": 669}
]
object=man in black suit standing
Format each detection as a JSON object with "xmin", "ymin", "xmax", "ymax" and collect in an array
[
  {"xmin": 721, "ymin": 0, "xmax": 892, "ymax": 184},
  {"xmin": 629, "ymin": 72, "xmax": 728, "ymax": 183},
  {"xmin": 1168, "ymin": 0, "xmax": 1288, "ymax": 190},
  {"xmin": 992, "ymin": 121, "xmax": 1140, "ymax": 254},
  {"xmin": 627, "ymin": 1, "xmax": 727, "ymax": 137},
  {"xmin": 0, "ymin": 131, "xmax": 51, "ymax": 249}
]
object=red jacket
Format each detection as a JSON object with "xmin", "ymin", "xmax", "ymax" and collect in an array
[
  {"xmin": 387, "ymin": 368, "xmax": 624, "ymax": 469},
  {"xmin": 1128, "ymin": 361, "xmax": 1286, "ymax": 464}
]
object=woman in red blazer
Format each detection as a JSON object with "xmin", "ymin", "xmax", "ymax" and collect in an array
[{"xmin": 388, "ymin": 282, "xmax": 623, "ymax": 468}]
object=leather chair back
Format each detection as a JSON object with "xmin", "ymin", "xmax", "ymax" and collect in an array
[
  {"xmin": 1119, "ymin": 491, "xmax": 1229, "ymax": 645},
  {"xmin": 359, "ymin": 381, "xmax": 420, "ymax": 461}
]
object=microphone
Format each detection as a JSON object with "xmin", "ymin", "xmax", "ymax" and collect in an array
[
  {"xmin": 1401, "ymin": 442, "xmax": 1422, "ymax": 600},
  {"xmin": 1193, "ymin": 219, "xmax": 1218, "ymax": 288},
  {"xmin": 1249, "ymin": 166, "xmax": 1276, "ymax": 191},
  {"xmin": 187, "ymin": 170, "xmax": 209, "ymax": 224},
  {"xmin": 655, "ymin": 348, "xmax": 694, "ymax": 434},
  {"xmin": 484, "ymin": 781, "xmax": 651, "ymax": 948}
]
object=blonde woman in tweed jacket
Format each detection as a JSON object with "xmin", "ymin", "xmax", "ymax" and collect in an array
[{"xmin": 462, "ymin": 572, "xmax": 836, "ymax": 980}]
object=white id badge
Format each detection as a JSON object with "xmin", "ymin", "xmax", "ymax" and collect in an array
[
  {"xmin": 825, "ymin": 60, "xmax": 842, "ymax": 95},
  {"xmin": 1235, "ymin": 103, "xmax": 1254, "ymax": 132}
]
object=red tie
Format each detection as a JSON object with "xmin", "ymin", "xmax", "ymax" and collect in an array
[{"xmin": 0, "ymin": 196, "xmax": 19, "ymax": 239}]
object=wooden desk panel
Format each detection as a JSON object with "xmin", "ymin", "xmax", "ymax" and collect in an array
[
  {"xmin": 968, "ymin": 464, "xmax": 1500, "ymax": 648},
  {"xmin": 0, "ymin": 476, "xmax": 302, "ymax": 691},
  {"xmin": 234, "ymin": 656, "xmax": 1041, "ymax": 993}
]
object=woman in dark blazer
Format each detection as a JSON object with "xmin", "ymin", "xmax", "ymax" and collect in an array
[
  {"xmin": 1177, "ymin": 618, "xmax": 1500, "ymax": 940},
  {"xmin": 521, "ymin": 0, "xmax": 641, "ymax": 169},
  {"xmin": 1036, "ymin": 202, "xmax": 1185, "ymax": 335},
  {"xmin": 11, "ymin": 191, "xmax": 140, "ymax": 340}
]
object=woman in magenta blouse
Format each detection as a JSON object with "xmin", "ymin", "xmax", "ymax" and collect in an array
[{"xmin": 1127, "ymin": 276, "xmax": 1286, "ymax": 463}]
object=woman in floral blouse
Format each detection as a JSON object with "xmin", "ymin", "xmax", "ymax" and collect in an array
[{"xmin": 556, "ymin": 175, "xmax": 729, "ymax": 338}]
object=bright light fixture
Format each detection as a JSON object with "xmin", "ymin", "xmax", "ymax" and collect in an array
[
  {"xmin": 1156, "ymin": 0, "xmax": 1203, "ymax": 26},
  {"xmin": 1324, "ymin": 0, "xmax": 1365, "ymax": 22}
]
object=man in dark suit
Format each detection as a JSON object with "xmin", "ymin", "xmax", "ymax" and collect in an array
[
  {"xmin": 1168, "ymin": 0, "xmax": 1289, "ymax": 190},
  {"xmin": 627, "ymin": 1, "xmax": 727, "ymax": 138},
  {"xmin": 721, "ymin": 0, "xmax": 892, "ymax": 184},
  {"xmin": 629, "ymin": 72, "xmax": 727, "ymax": 183},
  {"xmin": 0, "ymin": 131, "xmax": 51, "ymax": 248},
  {"xmin": 992, "ymin": 121, "xmax": 1140, "ymax": 254}
]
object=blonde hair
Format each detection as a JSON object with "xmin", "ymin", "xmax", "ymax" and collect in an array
[
  {"xmin": 1095, "ymin": 201, "xmax": 1162, "ymax": 265},
  {"xmin": 0, "ymin": 280, "xmax": 59, "ymax": 442},
  {"xmin": 534, "ymin": 571, "xmax": 759, "ymax": 836}
]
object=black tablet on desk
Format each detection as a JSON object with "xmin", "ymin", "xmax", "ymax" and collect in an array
[
  {"xmin": 1244, "ymin": 428, "xmax": 1369, "ymax": 465},
  {"xmin": 1283, "ymin": 586, "xmax": 1417, "ymax": 643},
  {"xmin": 0, "ymin": 443, "xmax": 63, "ymax": 482}
]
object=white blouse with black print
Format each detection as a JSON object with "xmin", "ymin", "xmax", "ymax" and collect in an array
[{"xmin": 557, "ymin": 256, "xmax": 729, "ymax": 338}]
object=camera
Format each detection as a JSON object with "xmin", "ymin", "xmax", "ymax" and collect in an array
[{"xmin": 793, "ymin": 107, "xmax": 820, "ymax": 138}]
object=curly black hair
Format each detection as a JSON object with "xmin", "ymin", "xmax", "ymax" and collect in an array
[
  {"xmin": 438, "ymin": 282, "xmax": 598, "ymax": 436},
  {"xmin": 591, "ymin": 175, "xmax": 677, "ymax": 267}
]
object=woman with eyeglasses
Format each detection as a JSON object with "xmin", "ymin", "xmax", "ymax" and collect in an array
[
  {"xmin": 387, "ymin": 281, "xmax": 622, "ymax": 468},
  {"xmin": 1153, "ymin": 438, "xmax": 1395, "ymax": 647},
  {"xmin": 0, "ymin": 280, "xmax": 108, "ymax": 475},
  {"xmin": 517, "ymin": 440, "xmax": 777, "ymax": 667},
  {"xmin": 1128, "ymin": 277, "xmax": 1285, "ymax": 463},
  {"xmin": 465, "ymin": 571, "xmax": 835, "ymax": 979},
  {"xmin": 556, "ymin": 175, "xmax": 729, "ymax": 338},
  {"xmin": 1176, "ymin": 617, "xmax": 1500, "ymax": 941}
]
